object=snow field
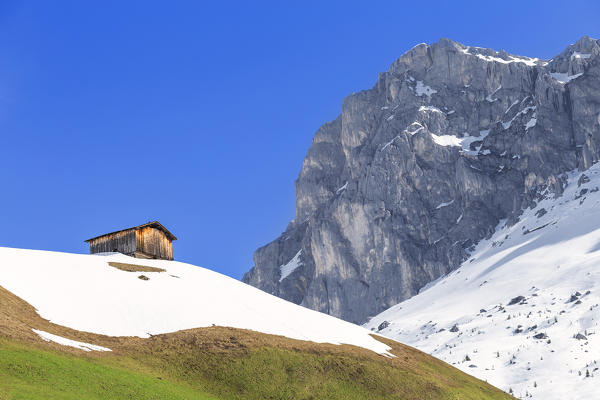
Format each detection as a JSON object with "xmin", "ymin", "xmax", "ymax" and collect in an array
[
  {"xmin": 366, "ymin": 163, "xmax": 600, "ymax": 399},
  {"xmin": 0, "ymin": 247, "xmax": 390, "ymax": 355}
]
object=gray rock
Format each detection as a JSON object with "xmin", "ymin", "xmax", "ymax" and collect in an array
[
  {"xmin": 508, "ymin": 296, "xmax": 526, "ymax": 306},
  {"xmin": 243, "ymin": 37, "xmax": 600, "ymax": 324},
  {"xmin": 568, "ymin": 294, "xmax": 580, "ymax": 302},
  {"xmin": 377, "ymin": 320, "xmax": 390, "ymax": 331},
  {"xmin": 575, "ymin": 333, "xmax": 587, "ymax": 340},
  {"xmin": 578, "ymin": 174, "xmax": 590, "ymax": 187}
]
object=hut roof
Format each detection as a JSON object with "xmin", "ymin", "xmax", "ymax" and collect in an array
[{"xmin": 85, "ymin": 221, "xmax": 177, "ymax": 242}]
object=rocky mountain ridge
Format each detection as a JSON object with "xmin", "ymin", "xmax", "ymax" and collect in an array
[{"xmin": 243, "ymin": 36, "xmax": 600, "ymax": 324}]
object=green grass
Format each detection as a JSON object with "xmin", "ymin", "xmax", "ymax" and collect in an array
[
  {"xmin": 0, "ymin": 331, "xmax": 514, "ymax": 400},
  {"xmin": 129, "ymin": 337, "xmax": 512, "ymax": 400},
  {"xmin": 0, "ymin": 340, "xmax": 217, "ymax": 400},
  {"xmin": 0, "ymin": 269, "xmax": 514, "ymax": 400}
]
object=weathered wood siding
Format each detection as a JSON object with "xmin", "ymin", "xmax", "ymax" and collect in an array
[
  {"xmin": 88, "ymin": 230, "xmax": 137, "ymax": 255},
  {"xmin": 136, "ymin": 227, "xmax": 173, "ymax": 260}
]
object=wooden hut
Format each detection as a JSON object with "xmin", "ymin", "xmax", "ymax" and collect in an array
[{"xmin": 85, "ymin": 221, "xmax": 176, "ymax": 260}]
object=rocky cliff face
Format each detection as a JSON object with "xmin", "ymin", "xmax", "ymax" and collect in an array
[{"xmin": 243, "ymin": 37, "xmax": 600, "ymax": 324}]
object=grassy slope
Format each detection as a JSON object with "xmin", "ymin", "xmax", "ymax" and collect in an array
[
  {"xmin": 126, "ymin": 329, "xmax": 514, "ymax": 400},
  {"xmin": 0, "ymin": 286, "xmax": 515, "ymax": 400},
  {"xmin": 0, "ymin": 339, "xmax": 216, "ymax": 400}
]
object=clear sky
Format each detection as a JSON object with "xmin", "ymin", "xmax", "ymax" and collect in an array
[{"xmin": 1, "ymin": 0, "xmax": 598, "ymax": 279}]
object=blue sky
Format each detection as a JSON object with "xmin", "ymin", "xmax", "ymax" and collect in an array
[{"xmin": 0, "ymin": 1, "xmax": 598, "ymax": 279}]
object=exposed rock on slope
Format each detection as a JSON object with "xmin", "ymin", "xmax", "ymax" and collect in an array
[{"xmin": 243, "ymin": 37, "xmax": 600, "ymax": 324}]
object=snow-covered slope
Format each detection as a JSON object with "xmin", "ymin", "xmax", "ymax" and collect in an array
[
  {"xmin": 366, "ymin": 163, "xmax": 600, "ymax": 399},
  {"xmin": 0, "ymin": 247, "xmax": 390, "ymax": 355}
]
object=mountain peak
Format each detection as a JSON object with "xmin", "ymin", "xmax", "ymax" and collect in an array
[
  {"xmin": 435, "ymin": 37, "xmax": 465, "ymax": 49},
  {"xmin": 573, "ymin": 35, "xmax": 598, "ymax": 48},
  {"xmin": 245, "ymin": 36, "xmax": 600, "ymax": 328}
]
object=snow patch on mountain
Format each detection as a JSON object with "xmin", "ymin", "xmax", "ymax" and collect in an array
[
  {"xmin": 336, "ymin": 181, "xmax": 348, "ymax": 193},
  {"xmin": 418, "ymin": 105, "xmax": 444, "ymax": 114},
  {"xmin": 366, "ymin": 162, "xmax": 600, "ymax": 399},
  {"xmin": 431, "ymin": 129, "xmax": 490, "ymax": 155},
  {"xmin": 414, "ymin": 80, "xmax": 437, "ymax": 98},
  {"xmin": 486, "ymin": 86, "xmax": 502, "ymax": 102},
  {"xmin": 549, "ymin": 72, "xmax": 583, "ymax": 84},
  {"xmin": 404, "ymin": 122, "xmax": 424, "ymax": 136},
  {"xmin": 503, "ymin": 106, "xmax": 536, "ymax": 130},
  {"xmin": 436, "ymin": 200, "xmax": 455, "ymax": 210},
  {"xmin": 279, "ymin": 250, "xmax": 303, "ymax": 282},
  {"xmin": 461, "ymin": 47, "xmax": 541, "ymax": 66},
  {"xmin": 32, "ymin": 329, "xmax": 112, "ymax": 352},
  {"xmin": 525, "ymin": 117, "xmax": 537, "ymax": 131},
  {"xmin": 571, "ymin": 52, "xmax": 591, "ymax": 59}
]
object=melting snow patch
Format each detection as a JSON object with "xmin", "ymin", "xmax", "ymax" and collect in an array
[
  {"xmin": 571, "ymin": 52, "xmax": 591, "ymax": 59},
  {"xmin": 431, "ymin": 133, "xmax": 462, "ymax": 147},
  {"xmin": 436, "ymin": 200, "xmax": 455, "ymax": 210},
  {"xmin": 404, "ymin": 122, "xmax": 424, "ymax": 136},
  {"xmin": 504, "ymin": 100, "xmax": 520, "ymax": 114},
  {"xmin": 549, "ymin": 72, "xmax": 583, "ymax": 84},
  {"xmin": 431, "ymin": 130, "xmax": 490, "ymax": 156},
  {"xmin": 486, "ymin": 86, "xmax": 502, "ymax": 102},
  {"xmin": 415, "ymin": 81, "xmax": 437, "ymax": 98},
  {"xmin": 279, "ymin": 250, "xmax": 303, "ymax": 282},
  {"xmin": 336, "ymin": 182, "xmax": 348, "ymax": 193},
  {"xmin": 409, "ymin": 43, "xmax": 428, "ymax": 51},
  {"xmin": 382, "ymin": 135, "xmax": 401, "ymax": 151},
  {"xmin": 461, "ymin": 47, "xmax": 540, "ymax": 66},
  {"xmin": 32, "ymin": 329, "xmax": 111, "ymax": 352},
  {"xmin": 525, "ymin": 117, "xmax": 537, "ymax": 130},
  {"xmin": 503, "ymin": 106, "xmax": 536, "ymax": 130},
  {"xmin": 418, "ymin": 105, "xmax": 443, "ymax": 113}
]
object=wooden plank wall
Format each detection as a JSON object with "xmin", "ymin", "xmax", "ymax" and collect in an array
[
  {"xmin": 88, "ymin": 230, "xmax": 137, "ymax": 255},
  {"xmin": 136, "ymin": 227, "xmax": 173, "ymax": 260}
]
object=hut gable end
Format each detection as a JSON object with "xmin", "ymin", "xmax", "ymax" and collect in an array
[
  {"xmin": 136, "ymin": 227, "xmax": 173, "ymax": 260},
  {"xmin": 85, "ymin": 221, "xmax": 176, "ymax": 260}
]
